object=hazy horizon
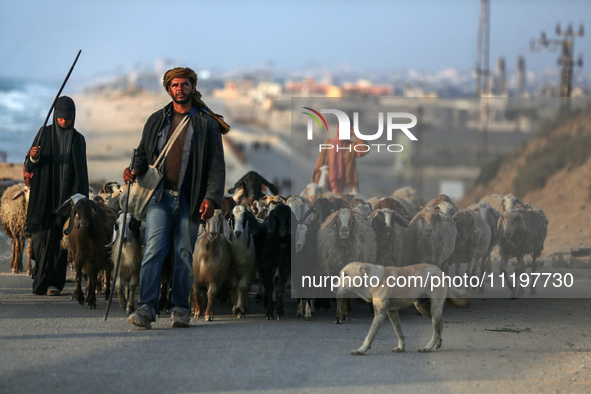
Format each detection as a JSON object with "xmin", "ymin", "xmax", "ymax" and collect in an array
[{"xmin": 1, "ymin": 0, "xmax": 589, "ymax": 83}]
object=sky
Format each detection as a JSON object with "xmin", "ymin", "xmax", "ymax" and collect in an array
[{"xmin": 0, "ymin": 0, "xmax": 589, "ymax": 82}]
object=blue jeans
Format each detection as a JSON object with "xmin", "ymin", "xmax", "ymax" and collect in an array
[{"xmin": 139, "ymin": 192, "xmax": 199, "ymax": 319}]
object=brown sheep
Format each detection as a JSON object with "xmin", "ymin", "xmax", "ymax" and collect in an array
[
  {"xmin": 371, "ymin": 197, "xmax": 412, "ymax": 221},
  {"xmin": 425, "ymin": 194, "xmax": 459, "ymax": 217},
  {"xmin": 498, "ymin": 205, "xmax": 548, "ymax": 297},
  {"xmin": 448, "ymin": 210, "xmax": 491, "ymax": 277}
]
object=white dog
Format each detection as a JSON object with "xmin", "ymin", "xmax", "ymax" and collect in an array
[{"xmin": 335, "ymin": 262, "xmax": 469, "ymax": 355}]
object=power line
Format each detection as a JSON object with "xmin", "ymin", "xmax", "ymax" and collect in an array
[{"xmin": 530, "ymin": 23, "xmax": 584, "ymax": 112}]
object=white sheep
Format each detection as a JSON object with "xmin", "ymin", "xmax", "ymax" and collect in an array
[
  {"xmin": 317, "ymin": 208, "xmax": 377, "ymax": 323},
  {"xmin": 0, "ymin": 183, "xmax": 31, "ymax": 274}
]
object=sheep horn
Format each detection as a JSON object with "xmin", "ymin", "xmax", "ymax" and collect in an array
[
  {"xmin": 59, "ymin": 194, "xmax": 87, "ymax": 236},
  {"xmin": 56, "ymin": 193, "xmax": 87, "ymax": 214},
  {"xmin": 300, "ymin": 206, "xmax": 315, "ymax": 223}
]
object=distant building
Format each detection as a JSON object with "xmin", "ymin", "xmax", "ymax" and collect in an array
[
  {"xmin": 342, "ymin": 79, "xmax": 393, "ymax": 97},
  {"xmin": 284, "ymin": 78, "xmax": 340, "ymax": 97}
]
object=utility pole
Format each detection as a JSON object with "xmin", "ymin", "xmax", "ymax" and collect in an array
[
  {"xmin": 475, "ymin": 0, "xmax": 491, "ymax": 100},
  {"xmin": 473, "ymin": 0, "xmax": 490, "ymax": 166},
  {"xmin": 530, "ymin": 23, "xmax": 584, "ymax": 113},
  {"xmin": 412, "ymin": 106, "xmax": 424, "ymax": 195}
]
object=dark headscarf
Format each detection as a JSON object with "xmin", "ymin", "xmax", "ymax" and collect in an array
[
  {"xmin": 54, "ymin": 96, "xmax": 76, "ymax": 120},
  {"xmin": 52, "ymin": 97, "xmax": 76, "ymax": 206}
]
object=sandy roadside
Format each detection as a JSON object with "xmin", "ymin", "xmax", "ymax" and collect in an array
[{"xmin": 71, "ymin": 91, "xmax": 171, "ymax": 183}]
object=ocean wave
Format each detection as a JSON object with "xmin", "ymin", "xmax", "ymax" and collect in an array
[{"xmin": 0, "ymin": 80, "xmax": 55, "ymax": 161}]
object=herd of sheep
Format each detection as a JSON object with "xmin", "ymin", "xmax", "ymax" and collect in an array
[{"xmin": 0, "ymin": 171, "xmax": 549, "ymax": 320}]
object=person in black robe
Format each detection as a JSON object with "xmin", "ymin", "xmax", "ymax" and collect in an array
[{"xmin": 24, "ymin": 96, "xmax": 89, "ymax": 296}]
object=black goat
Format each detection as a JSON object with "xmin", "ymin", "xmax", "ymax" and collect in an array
[
  {"xmin": 300, "ymin": 198, "xmax": 337, "ymax": 228},
  {"xmin": 228, "ymin": 171, "xmax": 279, "ymax": 202},
  {"xmin": 254, "ymin": 204, "xmax": 291, "ymax": 320}
]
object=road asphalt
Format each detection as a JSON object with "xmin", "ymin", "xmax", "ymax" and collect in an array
[{"xmin": 1, "ymin": 257, "xmax": 590, "ymax": 393}]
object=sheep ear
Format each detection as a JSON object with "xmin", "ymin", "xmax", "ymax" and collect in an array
[
  {"xmin": 63, "ymin": 208, "xmax": 76, "ymax": 236},
  {"xmin": 497, "ymin": 216, "xmax": 504, "ymax": 231},
  {"xmin": 106, "ymin": 224, "xmax": 117, "ymax": 247},
  {"xmin": 331, "ymin": 217, "xmax": 338, "ymax": 228},
  {"xmin": 12, "ymin": 190, "xmax": 25, "ymax": 200},
  {"xmin": 227, "ymin": 223, "xmax": 234, "ymax": 242},
  {"xmin": 368, "ymin": 210, "xmax": 378, "ymax": 223}
]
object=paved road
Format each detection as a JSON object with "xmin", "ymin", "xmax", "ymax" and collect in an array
[{"xmin": 1, "ymin": 254, "xmax": 591, "ymax": 393}]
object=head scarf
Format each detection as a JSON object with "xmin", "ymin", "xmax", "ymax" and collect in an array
[
  {"xmin": 162, "ymin": 67, "xmax": 209, "ymax": 110},
  {"xmin": 54, "ymin": 96, "xmax": 76, "ymax": 120},
  {"xmin": 162, "ymin": 67, "xmax": 198, "ymax": 91},
  {"xmin": 52, "ymin": 96, "xmax": 75, "ymax": 205},
  {"xmin": 161, "ymin": 67, "xmax": 231, "ymax": 134}
]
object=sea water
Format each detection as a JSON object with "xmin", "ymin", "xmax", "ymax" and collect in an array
[{"xmin": 0, "ymin": 78, "xmax": 58, "ymax": 163}]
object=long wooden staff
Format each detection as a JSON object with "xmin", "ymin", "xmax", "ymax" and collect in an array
[{"xmin": 32, "ymin": 49, "xmax": 82, "ymax": 147}]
